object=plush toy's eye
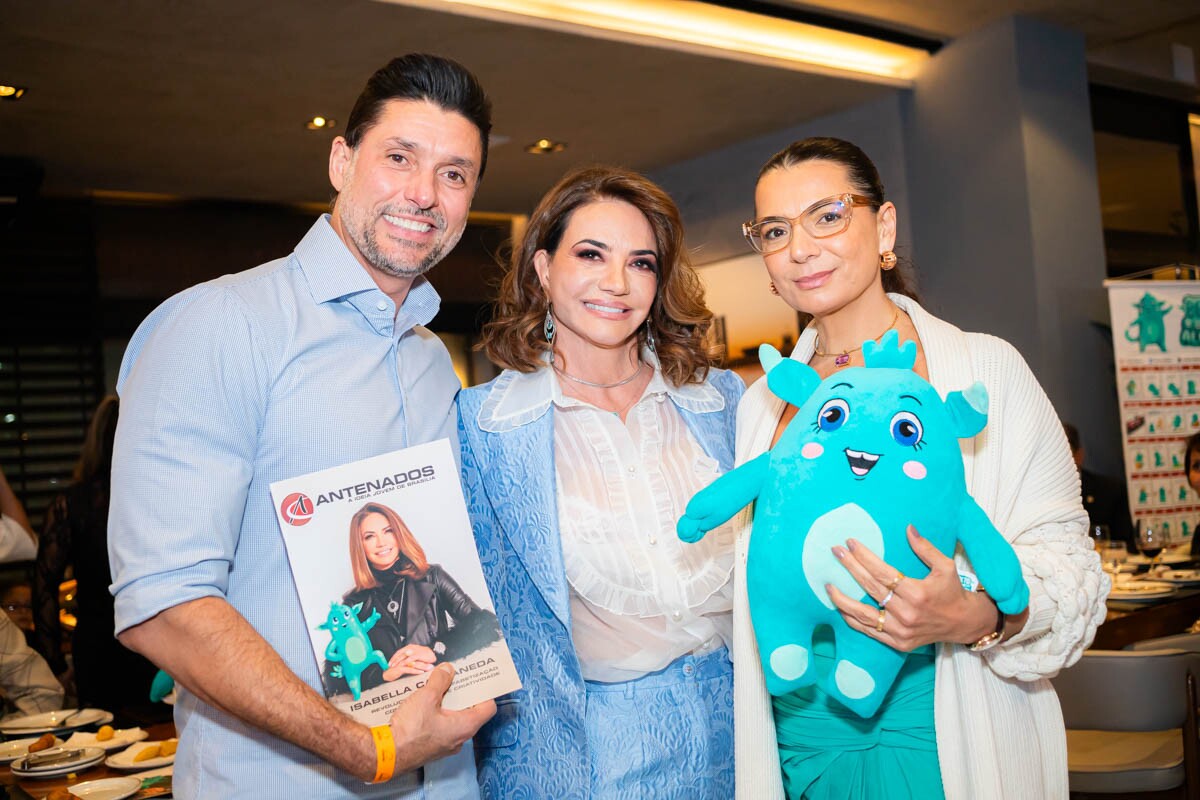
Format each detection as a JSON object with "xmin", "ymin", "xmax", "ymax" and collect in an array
[
  {"xmin": 890, "ymin": 411, "xmax": 923, "ymax": 446},
  {"xmin": 818, "ymin": 398, "xmax": 850, "ymax": 432}
]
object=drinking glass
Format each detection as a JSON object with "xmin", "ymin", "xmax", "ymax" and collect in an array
[{"xmin": 1137, "ymin": 522, "xmax": 1166, "ymax": 571}]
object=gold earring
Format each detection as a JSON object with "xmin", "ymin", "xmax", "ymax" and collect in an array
[
  {"xmin": 769, "ymin": 281, "xmax": 779, "ymax": 296},
  {"xmin": 880, "ymin": 251, "xmax": 898, "ymax": 270}
]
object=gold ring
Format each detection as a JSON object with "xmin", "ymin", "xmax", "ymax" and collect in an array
[
  {"xmin": 875, "ymin": 608, "xmax": 887, "ymax": 633},
  {"xmin": 885, "ymin": 572, "xmax": 905, "ymax": 591},
  {"xmin": 879, "ymin": 589, "xmax": 896, "ymax": 608}
]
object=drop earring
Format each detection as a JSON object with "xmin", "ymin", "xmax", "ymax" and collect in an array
[
  {"xmin": 544, "ymin": 306, "xmax": 556, "ymax": 343},
  {"xmin": 645, "ymin": 321, "xmax": 656, "ymax": 353},
  {"xmin": 769, "ymin": 281, "xmax": 779, "ymax": 295}
]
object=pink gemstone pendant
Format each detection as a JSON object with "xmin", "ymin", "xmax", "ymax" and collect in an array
[{"xmin": 835, "ymin": 353, "xmax": 851, "ymax": 367}]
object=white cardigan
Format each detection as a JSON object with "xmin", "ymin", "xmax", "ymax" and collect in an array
[{"xmin": 732, "ymin": 295, "xmax": 1109, "ymax": 800}]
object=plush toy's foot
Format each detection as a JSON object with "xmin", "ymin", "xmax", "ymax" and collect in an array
[
  {"xmin": 763, "ymin": 644, "xmax": 819, "ymax": 695},
  {"xmin": 822, "ymin": 659, "xmax": 886, "ymax": 718}
]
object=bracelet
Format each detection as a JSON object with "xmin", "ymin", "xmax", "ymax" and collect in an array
[
  {"xmin": 966, "ymin": 590, "xmax": 1006, "ymax": 652},
  {"xmin": 370, "ymin": 724, "xmax": 395, "ymax": 783}
]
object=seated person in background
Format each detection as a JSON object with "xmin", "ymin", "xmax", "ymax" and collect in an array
[
  {"xmin": 1185, "ymin": 433, "xmax": 1200, "ymax": 555},
  {"xmin": 1064, "ymin": 423, "xmax": 1135, "ymax": 551},
  {"xmin": 0, "ymin": 610, "xmax": 63, "ymax": 717},
  {"xmin": 0, "ymin": 466, "xmax": 36, "ymax": 562},
  {"xmin": 0, "ymin": 581, "xmax": 35, "ymax": 643}
]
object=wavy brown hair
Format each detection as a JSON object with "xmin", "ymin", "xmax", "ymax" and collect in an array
[
  {"xmin": 348, "ymin": 502, "xmax": 429, "ymax": 590},
  {"xmin": 480, "ymin": 165, "xmax": 718, "ymax": 386}
]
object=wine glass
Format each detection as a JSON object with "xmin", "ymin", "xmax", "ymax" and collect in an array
[{"xmin": 1137, "ymin": 522, "xmax": 1166, "ymax": 572}]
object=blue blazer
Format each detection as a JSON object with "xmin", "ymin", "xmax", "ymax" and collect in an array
[{"xmin": 458, "ymin": 365, "xmax": 743, "ymax": 799}]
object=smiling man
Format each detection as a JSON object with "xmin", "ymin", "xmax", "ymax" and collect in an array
[{"xmin": 108, "ymin": 55, "xmax": 495, "ymax": 800}]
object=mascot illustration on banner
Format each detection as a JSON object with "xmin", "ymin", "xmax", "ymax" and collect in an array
[
  {"xmin": 1124, "ymin": 292, "xmax": 1171, "ymax": 352},
  {"xmin": 678, "ymin": 331, "xmax": 1029, "ymax": 717}
]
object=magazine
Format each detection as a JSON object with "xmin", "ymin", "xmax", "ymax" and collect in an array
[{"xmin": 270, "ymin": 438, "xmax": 520, "ymax": 724}]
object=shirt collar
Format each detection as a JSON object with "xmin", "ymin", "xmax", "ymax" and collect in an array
[
  {"xmin": 477, "ymin": 350, "xmax": 724, "ymax": 433},
  {"xmin": 295, "ymin": 214, "xmax": 441, "ymax": 330}
]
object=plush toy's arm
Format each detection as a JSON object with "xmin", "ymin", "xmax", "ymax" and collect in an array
[
  {"xmin": 956, "ymin": 499, "xmax": 1030, "ymax": 614},
  {"xmin": 677, "ymin": 452, "xmax": 770, "ymax": 543}
]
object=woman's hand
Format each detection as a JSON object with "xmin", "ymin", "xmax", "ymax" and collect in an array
[
  {"xmin": 825, "ymin": 525, "xmax": 998, "ymax": 651},
  {"xmin": 383, "ymin": 644, "xmax": 438, "ymax": 680}
]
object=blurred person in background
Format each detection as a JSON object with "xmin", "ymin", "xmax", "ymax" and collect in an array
[
  {"xmin": 0, "ymin": 465, "xmax": 37, "ymax": 562},
  {"xmin": 35, "ymin": 395, "xmax": 159, "ymax": 717},
  {"xmin": 1063, "ymin": 423, "xmax": 1134, "ymax": 551}
]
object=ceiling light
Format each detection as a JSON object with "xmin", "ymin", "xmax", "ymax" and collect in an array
[
  {"xmin": 525, "ymin": 138, "xmax": 566, "ymax": 154},
  {"xmin": 306, "ymin": 116, "xmax": 336, "ymax": 130},
  {"xmin": 375, "ymin": 0, "xmax": 928, "ymax": 84},
  {"xmin": 0, "ymin": 86, "xmax": 26, "ymax": 101}
]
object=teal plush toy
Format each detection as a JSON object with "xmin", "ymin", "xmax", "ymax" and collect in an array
[{"xmin": 678, "ymin": 331, "xmax": 1029, "ymax": 717}]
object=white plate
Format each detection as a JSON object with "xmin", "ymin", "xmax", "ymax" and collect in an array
[
  {"xmin": 1109, "ymin": 580, "xmax": 1178, "ymax": 601},
  {"xmin": 105, "ymin": 740, "xmax": 175, "ymax": 771},
  {"xmin": 0, "ymin": 708, "xmax": 113, "ymax": 736},
  {"xmin": 1126, "ymin": 553, "xmax": 1194, "ymax": 567},
  {"xmin": 65, "ymin": 728, "xmax": 148, "ymax": 753},
  {"xmin": 1155, "ymin": 569, "xmax": 1200, "ymax": 586},
  {"xmin": 0, "ymin": 736, "xmax": 63, "ymax": 764},
  {"xmin": 63, "ymin": 776, "xmax": 142, "ymax": 799},
  {"xmin": 11, "ymin": 746, "xmax": 105, "ymax": 777}
]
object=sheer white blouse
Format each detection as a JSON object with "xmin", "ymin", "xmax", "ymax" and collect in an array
[{"xmin": 550, "ymin": 367, "xmax": 735, "ymax": 682}]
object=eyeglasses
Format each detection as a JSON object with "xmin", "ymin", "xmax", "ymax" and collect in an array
[{"xmin": 742, "ymin": 193, "xmax": 878, "ymax": 254}]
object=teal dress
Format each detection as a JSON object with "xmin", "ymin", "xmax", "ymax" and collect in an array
[{"xmin": 772, "ymin": 629, "xmax": 944, "ymax": 800}]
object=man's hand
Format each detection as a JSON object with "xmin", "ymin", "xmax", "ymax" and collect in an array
[{"xmin": 388, "ymin": 663, "xmax": 495, "ymax": 774}]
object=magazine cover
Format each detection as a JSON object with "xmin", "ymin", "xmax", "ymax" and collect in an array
[{"xmin": 270, "ymin": 438, "xmax": 520, "ymax": 724}]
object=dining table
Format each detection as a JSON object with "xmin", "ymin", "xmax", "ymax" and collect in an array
[{"xmin": 0, "ymin": 718, "xmax": 176, "ymax": 800}]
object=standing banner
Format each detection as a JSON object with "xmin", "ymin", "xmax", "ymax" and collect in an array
[{"xmin": 1106, "ymin": 279, "xmax": 1200, "ymax": 546}]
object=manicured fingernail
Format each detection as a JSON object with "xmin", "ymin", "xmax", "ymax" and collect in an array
[
  {"xmin": 832, "ymin": 545, "xmax": 847, "ymax": 559},
  {"xmin": 846, "ymin": 539, "xmax": 858, "ymax": 552},
  {"xmin": 907, "ymin": 525, "xmax": 921, "ymax": 539}
]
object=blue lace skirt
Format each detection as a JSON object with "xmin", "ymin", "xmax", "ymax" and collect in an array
[
  {"xmin": 584, "ymin": 647, "xmax": 734, "ymax": 800},
  {"xmin": 773, "ymin": 630, "xmax": 943, "ymax": 800}
]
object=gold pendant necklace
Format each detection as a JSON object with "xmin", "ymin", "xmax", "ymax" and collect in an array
[{"xmin": 813, "ymin": 306, "xmax": 900, "ymax": 368}]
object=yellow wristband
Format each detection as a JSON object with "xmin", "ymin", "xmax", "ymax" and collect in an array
[{"xmin": 370, "ymin": 724, "xmax": 395, "ymax": 783}]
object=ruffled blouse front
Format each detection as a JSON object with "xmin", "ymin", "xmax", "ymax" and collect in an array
[{"xmin": 551, "ymin": 366, "xmax": 735, "ymax": 682}]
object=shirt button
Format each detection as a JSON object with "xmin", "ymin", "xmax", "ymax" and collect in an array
[
  {"xmin": 671, "ymin": 610, "xmax": 682, "ymax": 620},
  {"xmin": 683, "ymin": 664, "xmax": 695, "ymax": 676},
  {"xmin": 376, "ymin": 301, "xmax": 388, "ymax": 311},
  {"xmin": 627, "ymin": 465, "xmax": 636, "ymax": 473},
  {"xmin": 648, "ymin": 537, "xmax": 657, "ymax": 546}
]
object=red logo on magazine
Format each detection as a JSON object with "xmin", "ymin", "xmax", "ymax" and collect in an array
[{"xmin": 280, "ymin": 493, "xmax": 315, "ymax": 526}]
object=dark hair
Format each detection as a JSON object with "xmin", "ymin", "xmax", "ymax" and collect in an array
[
  {"xmin": 1063, "ymin": 422, "xmax": 1081, "ymax": 453},
  {"xmin": 348, "ymin": 502, "xmax": 429, "ymax": 590},
  {"xmin": 344, "ymin": 53, "xmax": 493, "ymax": 178},
  {"xmin": 1186, "ymin": 433, "xmax": 1200, "ymax": 481},
  {"xmin": 758, "ymin": 136, "xmax": 917, "ymax": 301},
  {"xmin": 74, "ymin": 395, "xmax": 118, "ymax": 484},
  {"xmin": 480, "ymin": 165, "xmax": 720, "ymax": 386}
]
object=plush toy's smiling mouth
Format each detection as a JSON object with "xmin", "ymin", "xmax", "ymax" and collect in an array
[{"xmin": 844, "ymin": 448, "xmax": 881, "ymax": 477}]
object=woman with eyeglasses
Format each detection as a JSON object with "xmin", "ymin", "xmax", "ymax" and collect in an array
[
  {"xmin": 460, "ymin": 165, "xmax": 741, "ymax": 799},
  {"xmin": 730, "ymin": 138, "xmax": 1106, "ymax": 799}
]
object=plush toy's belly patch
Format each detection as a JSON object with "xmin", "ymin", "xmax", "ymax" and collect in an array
[
  {"xmin": 345, "ymin": 638, "xmax": 368, "ymax": 663},
  {"xmin": 801, "ymin": 503, "xmax": 883, "ymax": 609}
]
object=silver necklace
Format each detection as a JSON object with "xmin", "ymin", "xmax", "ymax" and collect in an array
[{"xmin": 552, "ymin": 360, "xmax": 645, "ymax": 389}]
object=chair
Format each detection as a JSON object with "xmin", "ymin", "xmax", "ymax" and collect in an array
[
  {"xmin": 1051, "ymin": 649, "xmax": 1200, "ymax": 795},
  {"xmin": 1127, "ymin": 633, "xmax": 1200, "ymax": 653}
]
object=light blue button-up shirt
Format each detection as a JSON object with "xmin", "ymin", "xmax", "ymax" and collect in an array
[{"xmin": 109, "ymin": 216, "xmax": 476, "ymax": 800}]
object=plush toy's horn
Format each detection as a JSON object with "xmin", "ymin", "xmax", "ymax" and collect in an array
[{"xmin": 946, "ymin": 381, "xmax": 988, "ymax": 439}]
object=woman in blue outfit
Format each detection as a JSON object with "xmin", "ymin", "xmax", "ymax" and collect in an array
[{"xmin": 459, "ymin": 165, "xmax": 743, "ymax": 799}]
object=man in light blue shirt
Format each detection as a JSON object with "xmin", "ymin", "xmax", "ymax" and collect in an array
[{"xmin": 108, "ymin": 54, "xmax": 496, "ymax": 799}]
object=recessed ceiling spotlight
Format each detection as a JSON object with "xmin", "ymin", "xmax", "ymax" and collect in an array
[
  {"xmin": 306, "ymin": 116, "xmax": 336, "ymax": 130},
  {"xmin": 0, "ymin": 86, "xmax": 27, "ymax": 101},
  {"xmin": 525, "ymin": 138, "xmax": 566, "ymax": 155}
]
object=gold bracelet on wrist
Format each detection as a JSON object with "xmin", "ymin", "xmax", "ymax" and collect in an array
[{"xmin": 370, "ymin": 724, "xmax": 395, "ymax": 783}]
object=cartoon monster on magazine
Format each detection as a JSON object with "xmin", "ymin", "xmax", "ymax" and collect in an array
[
  {"xmin": 318, "ymin": 601, "xmax": 389, "ymax": 701},
  {"xmin": 678, "ymin": 330, "xmax": 1029, "ymax": 717}
]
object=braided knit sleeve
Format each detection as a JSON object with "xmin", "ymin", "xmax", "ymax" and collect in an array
[{"xmin": 967, "ymin": 335, "xmax": 1109, "ymax": 680}]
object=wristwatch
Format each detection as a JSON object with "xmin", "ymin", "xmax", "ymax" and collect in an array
[{"xmin": 966, "ymin": 591, "xmax": 1006, "ymax": 652}]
